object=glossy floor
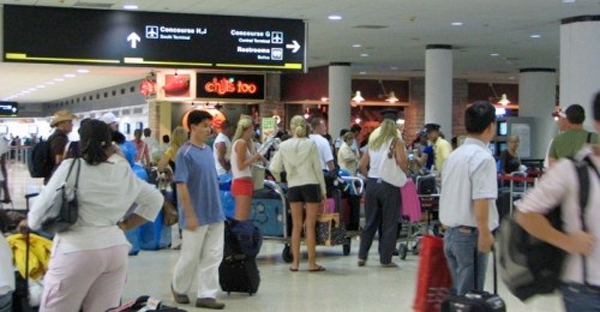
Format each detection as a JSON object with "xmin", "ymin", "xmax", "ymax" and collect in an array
[{"xmin": 4, "ymin": 162, "xmax": 565, "ymax": 312}]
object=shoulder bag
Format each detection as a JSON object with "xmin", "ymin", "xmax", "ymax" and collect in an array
[
  {"xmin": 39, "ymin": 158, "xmax": 81, "ymax": 234},
  {"xmin": 379, "ymin": 138, "xmax": 408, "ymax": 187}
]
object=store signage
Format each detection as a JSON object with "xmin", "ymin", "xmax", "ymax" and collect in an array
[
  {"xmin": 197, "ymin": 74, "xmax": 265, "ymax": 100},
  {"xmin": 3, "ymin": 5, "xmax": 306, "ymax": 71},
  {"xmin": 0, "ymin": 102, "xmax": 18, "ymax": 117}
]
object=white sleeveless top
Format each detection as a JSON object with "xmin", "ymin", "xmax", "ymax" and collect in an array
[
  {"xmin": 367, "ymin": 139, "xmax": 392, "ymax": 179},
  {"xmin": 231, "ymin": 139, "xmax": 252, "ymax": 179}
]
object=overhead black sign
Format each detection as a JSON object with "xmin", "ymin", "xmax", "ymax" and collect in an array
[
  {"xmin": 0, "ymin": 102, "xmax": 18, "ymax": 117},
  {"xmin": 3, "ymin": 5, "xmax": 306, "ymax": 71},
  {"xmin": 197, "ymin": 73, "xmax": 265, "ymax": 100}
]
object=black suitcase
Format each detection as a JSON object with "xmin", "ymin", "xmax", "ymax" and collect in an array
[
  {"xmin": 219, "ymin": 258, "xmax": 260, "ymax": 295},
  {"xmin": 441, "ymin": 248, "xmax": 506, "ymax": 312}
]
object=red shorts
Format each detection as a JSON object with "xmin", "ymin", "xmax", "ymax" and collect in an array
[{"xmin": 231, "ymin": 178, "xmax": 253, "ymax": 197}]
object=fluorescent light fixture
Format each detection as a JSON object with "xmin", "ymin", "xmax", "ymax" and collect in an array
[
  {"xmin": 37, "ymin": 85, "xmax": 46, "ymax": 88},
  {"xmin": 352, "ymin": 91, "xmax": 365, "ymax": 103},
  {"xmin": 123, "ymin": 4, "xmax": 138, "ymax": 10},
  {"xmin": 490, "ymin": 53, "xmax": 500, "ymax": 57},
  {"xmin": 54, "ymin": 78, "xmax": 65, "ymax": 82},
  {"xmin": 530, "ymin": 34, "xmax": 541, "ymax": 38},
  {"xmin": 451, "ymin": 22, "xmax": 463, "ymax": 26},
  {"xmin": 328, "ymin": 15, "xmax": 342, "ymax": 20},
  {"xmin": 46, "ymin": 82, "xmax": 55, "ymax": 85},
  {"xmin": 359, "ymin": 71, "xmax": 367, "ymax": 75},
  {"xmin": 352, "ymin": 44, "xmax": 362, "ymax": 48},
  {"xmin": 562, "ymin": 0, "xmax": 576, "ymax": 3},
  {"xmin": 508, "ymin": 76, "xmax": 516, "ymax": 80},
  {"xmin": 28, "ymin": 88, "xmax": 37, "ymax": 91},
  {"xmin": 64, "ymin": 74, "xmax": 76, "ymax": 78},
  {"xmin": 77, "ymin": 69, "xmax": 90, "ymax": 73},
  {"xmin": 360, "ymin": 53, "xmax": 369, "ymax": 57}
]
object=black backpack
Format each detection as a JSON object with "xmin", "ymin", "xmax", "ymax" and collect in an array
[
  {"xmin": 28, "ymin": 136, "xmax": 54, "ymax": 178},
  {"xmin": 498, "ymin": 157, "xmax": 593, "ymax": 301}
]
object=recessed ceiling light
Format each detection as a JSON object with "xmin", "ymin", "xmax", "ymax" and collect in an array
[
  {"xmin": 123, "ymin": 4, "xmax": 138, "ymax": 10},
  {"xmin": 64, "ymin": 74, "xmax": 76, "ymax": 78},
  {"xmin": 77, "ymin": 69, "xmax": 89, "ymax": 73},
  {"xmin": 508, "ymin": 76, "xmax": 516, "ymax": 80},
  {"xmin": 390, "ymin": 66, "xmax": 398, "ymax": 70},
  {"xmin": 54, "ymin": 78, "xmax": 65, "ymax": 82},
  {"xmin": 22, "ymin": 91, "xmax": 30, "ymax": 94},
  {"xmin": 359, "ymin": 71, "xmax": 367, "ymax": 75},
  {"xmin": 562, "ymin": 0, "xmax": 575, "ymax": 3},
  {"xmin": 352, "ymin": 44, "xmax": 362, "ymax": 48},
  {"xmin": 46, "ymin": 82, "xmax": 55, "ymax": 85},
  {"xmin": 491, "ymin": 53, "xmax": 500, "ymax": 57},
  {"xmin": 530, "ymin": 34, "xmax": 541, "ymax": 39},
  {"xmin": 328, "ymin": 15, "xmax": 342, "ymax": 20},
  {"xmin": 360, "ymin": 53, "xmax": 369, "ymax": 57},
  {"xmin": 28, "ymin": 88, "xmax": 37, "ymax": 91},
  {"xmin": 37, "ymin": 85, "xmax": 46, "ymax": 88},
  {"xmin": 451, "ymin": 22, "xmax": 463, "ymax": 26}
]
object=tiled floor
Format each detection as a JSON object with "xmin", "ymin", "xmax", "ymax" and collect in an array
[{"xmin": 4, "ymin": 162, "xmax": 565, "ymax": 311}]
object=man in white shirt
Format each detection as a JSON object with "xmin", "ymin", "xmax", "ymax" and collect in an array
[
  {"xmin": 213, "ymin": 120, "xmax": 233, "ymax": 175},
  {"xmin": 142, "ymin": 128, "xmax": 160, "ymax": 162},
  {"xmin": 309, "ymin": 118, "xmax": 335, "ymax": 172},
  {"xmin": 440, "ymin": 101, "xmax": 498, "ymax": 296}
]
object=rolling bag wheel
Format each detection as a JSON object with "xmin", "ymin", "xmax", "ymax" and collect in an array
[
  {"xmin": 398, "ymin": 243, "xmax": 408, "ymax": 260},
  {"xmin": 282, "ymin": 245, "xmax": 293, "ymax": 263},
  {"xmin": 343, "ymin": 242, "xmax": 351, "ymax": 256}
]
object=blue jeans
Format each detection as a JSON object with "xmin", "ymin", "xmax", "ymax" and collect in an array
[
  {"xmin": 443, "ymin": 227, "xmax": 488, "ymax": 296},
  {"xmin": 561, "ymin": 282, "xmax": 600, "ymax": 312}
]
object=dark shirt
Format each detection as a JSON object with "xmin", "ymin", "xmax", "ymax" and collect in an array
[
  {"xmin": 423, "ymin": 145, "xmax": 435, "ymax": 170},
  {"xmin": 49, "ymin": 130, "xmax": 69, "ymax": 170},
  {"xmin": 500, "ymin": 150, "xmax": 520, "ymax": 174}
]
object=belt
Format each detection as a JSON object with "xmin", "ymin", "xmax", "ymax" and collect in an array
[{"xmin": 456, "ymin": 226, "xmax": 477, "ymax": 233}]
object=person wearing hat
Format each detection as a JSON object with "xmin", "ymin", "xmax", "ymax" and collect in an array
[
  {"xmin": 547, "ymin": 104, "xmax": 600, "ymax": 167},
  {"xmin": 100, "ymin": 112, "xmax": 119, "ymax": 132},
  {"xmin": 424, "ymin": 123, "xmax": 452, "ymax": 174},
  {"xmin": 47, "ymin": 109, "xmax": 78, "ymax": 184}
]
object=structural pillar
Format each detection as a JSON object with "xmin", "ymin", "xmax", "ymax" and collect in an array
[
  {"xmin": 328, "ymin": 62, "xmax": 352, "ymax": 140},
  {"xmin": 518, "ymin": 68, "xmax": 557, "ymax": 158},
  {"xmin": 425, "ymin": 45, "xmax": 453, "ymax": 137},
  {"xmin": 560, "ymin": 16, "xmax": 600, "ymax": 131}
]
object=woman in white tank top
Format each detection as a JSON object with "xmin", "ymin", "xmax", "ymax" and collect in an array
[{"xmin": 230, "ymin": 118, "xmax": 262, "ymax": 221}]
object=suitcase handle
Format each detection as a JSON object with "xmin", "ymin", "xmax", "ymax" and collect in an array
[{"xmin": 473, "ymin": 246, "xmax": 497, "ymax": 295}]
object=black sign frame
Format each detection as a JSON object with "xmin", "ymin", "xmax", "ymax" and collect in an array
[{"xmin": 3, "ymin": 5, "xmax": 306, "ymax": 71}]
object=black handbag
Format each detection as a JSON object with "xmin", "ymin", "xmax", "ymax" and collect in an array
[{"xmin": 40, "ymin": 158, "xmax": 81, "ymax": 234}]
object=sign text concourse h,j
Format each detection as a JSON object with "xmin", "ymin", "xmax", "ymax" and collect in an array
[
  {"xmin": 197, "ymin": 74, "xmax": 265, "ymax": 101},
  {"xmin": 2, "ymin": 5, "xmax": 306, "ymax": 71}
]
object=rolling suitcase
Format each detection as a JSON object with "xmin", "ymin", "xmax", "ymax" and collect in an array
[
  {"xmin": 219, "ymin": 219, "xmax": 261, "ymax": 295},
  {"xmin": 441, "ymin": 248, "xmax": 505, "ymax": 312}
]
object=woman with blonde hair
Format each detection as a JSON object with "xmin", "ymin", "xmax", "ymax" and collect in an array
[
  {"xmin": 230, "ymin": 117, "xmax": 263, "ymax": 220},
  {"xmin": 358, "ymin": 118, "xmax": 408, "ymax": 268},
  {"xmin": 157, "ymin": 126, "xmax": 188, "ymax": 174},
  {"xmin": 270, "ymin": 115, "xmax": 327, "ymax": 272}
]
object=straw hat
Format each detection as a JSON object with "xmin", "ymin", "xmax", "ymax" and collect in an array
[{"xmin": 50, "ymin": 109, "xmax": 78, "ymax": 127}]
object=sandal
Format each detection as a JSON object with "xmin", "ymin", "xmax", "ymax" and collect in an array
[
  {"xmin": 289, "ymin": 267, "xmax": 299, "ymax": 272},
  {"xmin": 308, "ymin": 265, "xmax": 326, "ymax": 272}
]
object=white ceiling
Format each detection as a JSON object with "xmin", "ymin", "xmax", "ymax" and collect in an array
[{"xmin": 1, "ymin": 0, "xmax": 600, "ymax": 103}]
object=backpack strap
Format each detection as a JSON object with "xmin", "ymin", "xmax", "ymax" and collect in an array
[{"xmin": 573, "ymin": 156, "xmax": 598, "ymax": 287}]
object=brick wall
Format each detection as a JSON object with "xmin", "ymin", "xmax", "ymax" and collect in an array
[
  {"xmin": 260, "ymin": 73, "xmax": 285, "ymax": 129},
  {"xmin": 452, "ymin": 79, "xmax": 469, "ymax": 138},
  {"xmin": 404, "ymin": 77, "xmax": 425, "ymax": 144}
]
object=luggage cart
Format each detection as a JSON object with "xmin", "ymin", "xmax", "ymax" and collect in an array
[{"xmin": 397, "ymin": 174, "xmax": 441, "ymax": 260}]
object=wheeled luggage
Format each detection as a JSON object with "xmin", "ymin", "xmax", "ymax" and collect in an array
[
  {"xmin": 219, "ymin": 219, "xmax": 261, "ymax": 295},
  {"xmin": 441, "ymin": 249, "xmax": 505, "ymax": 312}
]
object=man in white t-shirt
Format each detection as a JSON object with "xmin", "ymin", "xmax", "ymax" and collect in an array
[
  {"xmin": 213, "ymin": 120, "xmax": 233, "ymax": 175},
  {"xmin": 142, "ymin": 128, "xmax": 160, "ymax": 162},
  {"xmin": 440, "ymin": 101, "xmax": 498, "ymax": 296},
  {"xmin": 309, "ymin": 118, "xmax": 335, "ymax": 172}
]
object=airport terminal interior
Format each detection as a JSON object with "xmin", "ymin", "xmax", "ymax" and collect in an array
[{"xmin": 1, "ymin": 1, "xmax": 600, "ymax": 311}]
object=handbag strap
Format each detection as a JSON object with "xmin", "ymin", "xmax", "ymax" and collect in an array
[
  {"xmin": 64, "ymin": 158, "xmax": 81, "ymax": 197},
  {"xmin": 387, "ymin": 138, "xmax": 397, "ymax": 159}
]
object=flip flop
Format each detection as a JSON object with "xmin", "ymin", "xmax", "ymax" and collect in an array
[
  {"xmin": 308, "ymin": 265, "xmax": 326, "ymax": 272},
  {"xmin": 289, "ymin": 267, "xmax": 299, "ymax": 272}
]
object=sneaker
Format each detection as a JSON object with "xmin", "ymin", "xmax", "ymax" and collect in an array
[
  {"xmin": 196, "ymin": 298, "xmax": 225, "ymax": 310},
  {"xmin": 381, "ymin": 262, "xmax": 399, "ymax": 268},
  {"xmin": 357, "ymin": 258, "xmax": 367, "ymax": 267},
  {"xmin": 171, "ymin": 284, "xmax": 190, "ymax": 304}
]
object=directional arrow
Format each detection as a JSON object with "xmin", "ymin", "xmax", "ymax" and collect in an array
[
  {"xmin": 285, "ymin": 40, "xmax": 301, "ymax": 53},
  {"xmin": 127, "ymin": 32, "xmax": 141, "ymax": 49}
]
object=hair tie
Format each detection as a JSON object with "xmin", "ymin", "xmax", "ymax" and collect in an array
[{"xmin": 100, "ymin": 141, "xmax": 106, "ymax": 147}]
